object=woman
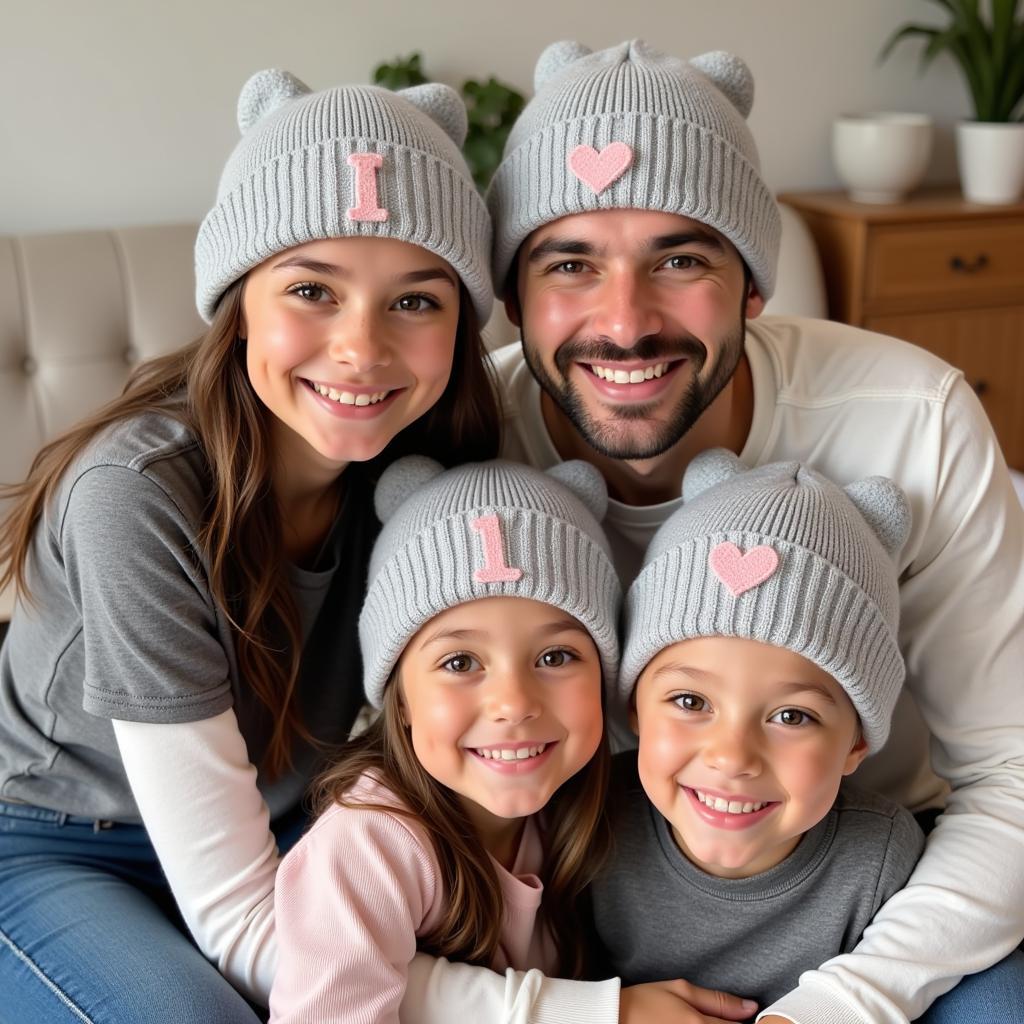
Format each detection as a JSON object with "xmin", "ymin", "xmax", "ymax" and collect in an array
[{"xmin": 0, "ymin": 68, "xmax": 499, "ymax": 1023}]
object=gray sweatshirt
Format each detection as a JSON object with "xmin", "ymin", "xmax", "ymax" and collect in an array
[{"xmin": 592, "ymin": 751, "xmax": 925, "ymax": 1009}]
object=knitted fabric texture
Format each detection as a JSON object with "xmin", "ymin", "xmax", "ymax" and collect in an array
[
  {"xmin": 487, "ymin": 39, "xmax": 781, "ymax": 300},
  {"xmin": 195, "ymin": 69, "xmax": 492, "ymax": 322},
  {"xmin": 619, "ymin": 450, "xmax": 911, "ymax": 751},
  {"xmin": 359, "ymin": 457, "xmax": 621, "ymax": 709}
]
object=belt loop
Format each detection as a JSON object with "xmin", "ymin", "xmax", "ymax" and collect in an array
[{"xmin": 57, "ymin": 812, "xmax": 68, "ymax": 826}]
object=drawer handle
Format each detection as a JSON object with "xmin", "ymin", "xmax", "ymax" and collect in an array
[
  {"xmin": 950, "ymin": 254, "xmax": 989, "ymax": 274},
  {"xmin": 971, "ymin": 379, "xmax": 989, "ymax": 397}
]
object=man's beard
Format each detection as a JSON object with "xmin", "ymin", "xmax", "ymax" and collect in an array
[{"xmin": 522, "ymin": 318, "xmax": 746, "ymax": 461}]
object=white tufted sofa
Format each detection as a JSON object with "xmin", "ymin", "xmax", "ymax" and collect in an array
[
  {"xmin": 0, "ymin": 225, "xmax": 206, "ymax": 622},
  {"xmin": 0, "ymin": 206, "xmax": 861, "ymax": 625}
]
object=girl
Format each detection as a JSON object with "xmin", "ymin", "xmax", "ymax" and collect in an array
[
  {"xmin": 0, "ymin": 69, "xmax": 498, "ymax": 1023},
  {"xmin": 269, "ymin": 457, "xmax": 622, "ymax": 1023}
]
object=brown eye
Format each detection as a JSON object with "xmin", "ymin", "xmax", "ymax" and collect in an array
[
  {"xmin": 676, "ymin": 693, "xmax": 706, "ymax": 712},
  {"xmin": 290, "ymin": 283, "xmax": 327, "ymax": 302},
  {"xmin": 539, "ymin": 649, "xmax": 571, "ymax": 668},
  {"xmin": 772, "ymin": 708, "xmax": 812, "ymax": 727},
  {"xmin": 394, "ymin": 293, "xmax": 438, "ymax": 312},
  {"xmin": 442, "ymin": 654, "xmax": 477, "ymax": 673},
  {"xmin": 664, "ymin": 255, "xmax": 700, "ymax": 270}
]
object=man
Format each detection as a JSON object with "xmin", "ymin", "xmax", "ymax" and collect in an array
[{"xmin": 481, "ymin": 38, "xmax": 1023, "ymax": 1024}]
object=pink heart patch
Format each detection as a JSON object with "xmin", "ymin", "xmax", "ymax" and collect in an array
[
  {"xmin": 568, "ymin": 143, "xmax": 633, "ymax": 194},
  {"xmin": 708, "ymin": 542, "xmax": 780, "ymax": 597}
]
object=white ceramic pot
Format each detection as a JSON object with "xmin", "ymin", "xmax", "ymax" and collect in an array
[
  {"xmin": 832, "ymin": 113, "xmax": 934, "ymax": 204},
  {"xmin": 957, "ymin": 121, "xmax": 1024, "ymax": 204}
]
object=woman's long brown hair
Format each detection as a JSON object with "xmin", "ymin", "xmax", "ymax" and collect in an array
[
  {"xmin": 0, "ymin": 279, "xmax": 500, "ymax": 776},
  {"xmin": 312, "ymin": 674, "xmax": 612, "ymax": 977}
]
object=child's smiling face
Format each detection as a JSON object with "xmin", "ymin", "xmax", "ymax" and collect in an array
[
  {"xmin": 632, "ymin": 636, "xmax": 868, "ymax": 878},
  {"xmin": 396, "ymin": 596, "xmax": 604, "ymax": 854}
]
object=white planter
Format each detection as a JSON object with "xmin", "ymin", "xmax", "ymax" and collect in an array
[
  {"xmin": 832, "ymin": 113, "xmax": 933, "ymax": 204},
  {"xmin": 957, "ymin": 121, "xmax": 1024, "ymax": 204}
]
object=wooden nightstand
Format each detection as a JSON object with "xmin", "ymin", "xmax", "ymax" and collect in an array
[{"xmin": 778, "ymin": 188, "xmax": 1024, "ymax": 471}]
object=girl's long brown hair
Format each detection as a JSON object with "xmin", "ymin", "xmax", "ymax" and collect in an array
[
  {"xmin": 312, "ymin": 673, "xmax": 612, "ymax": 977},
  {"xmin": 0, "ymin": 279, "xmax": 500, "ymax": 776}
]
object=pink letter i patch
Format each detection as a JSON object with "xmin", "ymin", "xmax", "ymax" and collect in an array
[
  {"xmin": 347, "ymin": 153, "xmax": 388, "ymax": 222},
  {"xmin": 470, "ymin": 514, "xmax": 523, "ymax": 583}
]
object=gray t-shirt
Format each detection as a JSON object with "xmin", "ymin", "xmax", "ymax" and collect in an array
[
  {"xmin": 0, "ymin": 410, "xmax": 376, "ymax": 822},
  {"xmin": 592, "ymin": 751, "xmax": 925, "ymax": 1008}
]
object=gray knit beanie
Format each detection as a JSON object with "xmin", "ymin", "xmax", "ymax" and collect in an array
[
  {"xmin": 488, "ymin": 39, "xmax": 781, "ymax": 300},
  {"xmin": 619, "ymin": 449, "xmax": 911, "ymax": 751},
  {"xmin": 359, "ymin": 457, "xmax": 621, "ymax": 709},
  {"xmin": 195, "ymin": 69, "xmax": 492, "ymax": 323}
]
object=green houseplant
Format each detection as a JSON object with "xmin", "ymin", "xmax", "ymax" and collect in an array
[
  {"xmin": 372, "ymin": 53, "xmax": 525, "ymax": 190},
  {"xmin": 880, "ymin": 0, "xmax": 1024, "ymax": 202}
]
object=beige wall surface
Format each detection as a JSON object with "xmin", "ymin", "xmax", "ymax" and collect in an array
[{"xmin": 0, "ymin": 0, "xmax": 966, "ymax": 234}]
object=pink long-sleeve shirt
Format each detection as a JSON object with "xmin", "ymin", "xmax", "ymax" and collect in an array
[{"xmin": 269, "ymin": 774, "xmax": 556, "ymax": 1023}]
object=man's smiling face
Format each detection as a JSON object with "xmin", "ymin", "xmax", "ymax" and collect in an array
[{"xmin": 511, "ymin": 208, "xmax": 763, "ymax": 462}]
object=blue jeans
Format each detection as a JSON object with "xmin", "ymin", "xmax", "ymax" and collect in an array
[
  {"xmin": 0, "ymin": 799, "xmax": 307, "ymax": 1024},
  {"xmin": 917, "ymin": 948, "xmax": 1024, "ymax": 1023}
]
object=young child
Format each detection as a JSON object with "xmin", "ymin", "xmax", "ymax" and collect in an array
[
  {"xmin": 269, "ymin": 457, "xmax": 622, "ymax": 1023},
  {"xmin": 592, "ymin": 448, "xmax": 926, "ymax": 1017}
]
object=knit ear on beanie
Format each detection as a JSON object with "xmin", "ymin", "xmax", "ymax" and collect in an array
[
  {"xmin": 547, "ymin": 460, "xmax": 609, "ymax": 522},
  {"xmin": 236, "ymin": 69, "xmax": 310, "ymax": 133},
  {"xmin": 399, "ymin": 83, "xmax": 468, "ymax": 147},
  {"xmin": 533, "ymin": 39, "xmax": 593, "ymax": 90},
  {"xmin": 682, "ymin": 448, "xmax": 747, "ymax": 503},
  {"xmin": 374, "ymin": 456, "xmax": 446, "ymax": 523},
  {"xmin": 844, "ymin": 477, "xmax": 913, "ymax": 557},
  {"xmin": 689, "ymin": 51, "xmax": 754, "ymax": 118}
]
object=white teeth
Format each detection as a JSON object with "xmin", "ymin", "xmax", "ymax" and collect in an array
[
  {"xmin": 694, "ymin": 789, "xmax": 766, "ymax": 814},
  {"xmin": 312, "ymin": 382, "xmax": 389, "ymax": 406},
  {"xmin": 475, "ymin": 743, "xmax": 547, "ymax": 761},
  {"xmin": 590, "ymin": 362, "xmax": 669, "ymax": 382}
]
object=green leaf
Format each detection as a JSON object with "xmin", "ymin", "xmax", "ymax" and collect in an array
[
  {"xmin": 996, "ymin": 24, "xmax": 1024, "ymax": 119},
  {"xmin": 881, "ymin": 0, "xmax": 1024, "ymax": 121},
  {"xmin": 460, "ymin": 76, "xmax": 525, "ymax": 188},
  {"xmin": 879, "ymin": 24, "xmax": 939, "ymax": 63},
  {"xmin": 372, "ymin": 52, "xmax": 428, "ymax": 91},
  {"xmin": 992, "ymin": 0, "xmax": 1016, "ymax": 73}
]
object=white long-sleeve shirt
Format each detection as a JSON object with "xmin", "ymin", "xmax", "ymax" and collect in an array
[{"xmin": 486, "ymin": 315, "xmax": 1024, "ymax": 1023}]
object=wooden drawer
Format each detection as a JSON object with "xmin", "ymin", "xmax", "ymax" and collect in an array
[
  {"xmin": 864, "ymin": 220, "xmax": 1024, "ymax": 311},
  {"xmin": 866, "ymin": 306, "xmax": 1024, "ymax": 470}
]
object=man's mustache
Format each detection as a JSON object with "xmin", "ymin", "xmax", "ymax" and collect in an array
[{"xmin": 554, "ymin": 335, "xmax": 707, "ymax": 376}]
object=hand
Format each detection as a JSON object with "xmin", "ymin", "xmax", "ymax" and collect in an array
[{"xmin": 619, "ymin": 979, "xmax": 758, "ymax": 1023}]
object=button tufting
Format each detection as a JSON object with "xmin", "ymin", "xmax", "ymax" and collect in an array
[
  {"xmin": 22, "ymin": 356, "xmax": 37, "ymax": 375},
  {"xmin": 123, "ymin": 345, "xmax": 138, "ymax": 364}
]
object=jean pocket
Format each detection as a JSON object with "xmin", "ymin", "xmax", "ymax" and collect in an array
[{"xmin": 0, "ymin": 800, "xmax": 68, "ymax": 829}]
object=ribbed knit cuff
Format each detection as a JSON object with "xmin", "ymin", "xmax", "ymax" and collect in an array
[
  {"xmin": 488, "ymin": 113, "xmax": 779, "ymax": 300},
  {"xmin": 619, "ymin": 532, "xmax": 902, "ymax": 751},
  {"xmin": 531, "ymin": 974, "xmax": 621, "ymax": 1024},
  {"xmin": 196, "ymin": 139, "xmax": 492, "ymax": 323},
  {"xmin": 360, "ymin": 512, "xmax": 620, "ymax": 708}
]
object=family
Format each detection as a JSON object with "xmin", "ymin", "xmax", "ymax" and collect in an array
[{"xmin": 1, "ymin": 38, "xmax": 1022, "ymax": 1024}]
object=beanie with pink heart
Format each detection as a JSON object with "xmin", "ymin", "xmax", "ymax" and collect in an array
[
  {"xmin": 487, "ymin": 39, "xmax": 781, "ymax": 301},
  {"xmin": 618, "ymin": 449, "xmax": 912, "ymax": 752}
]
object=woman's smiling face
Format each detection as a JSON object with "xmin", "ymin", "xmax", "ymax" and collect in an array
[{"xmin": 242, "ymin": 236, "xmax": 461, "ymax": 481}]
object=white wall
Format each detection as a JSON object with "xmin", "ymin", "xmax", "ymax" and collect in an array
[{"xmin": 0, "ymin": 0, "xmax": 968, "ymax": 235}]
